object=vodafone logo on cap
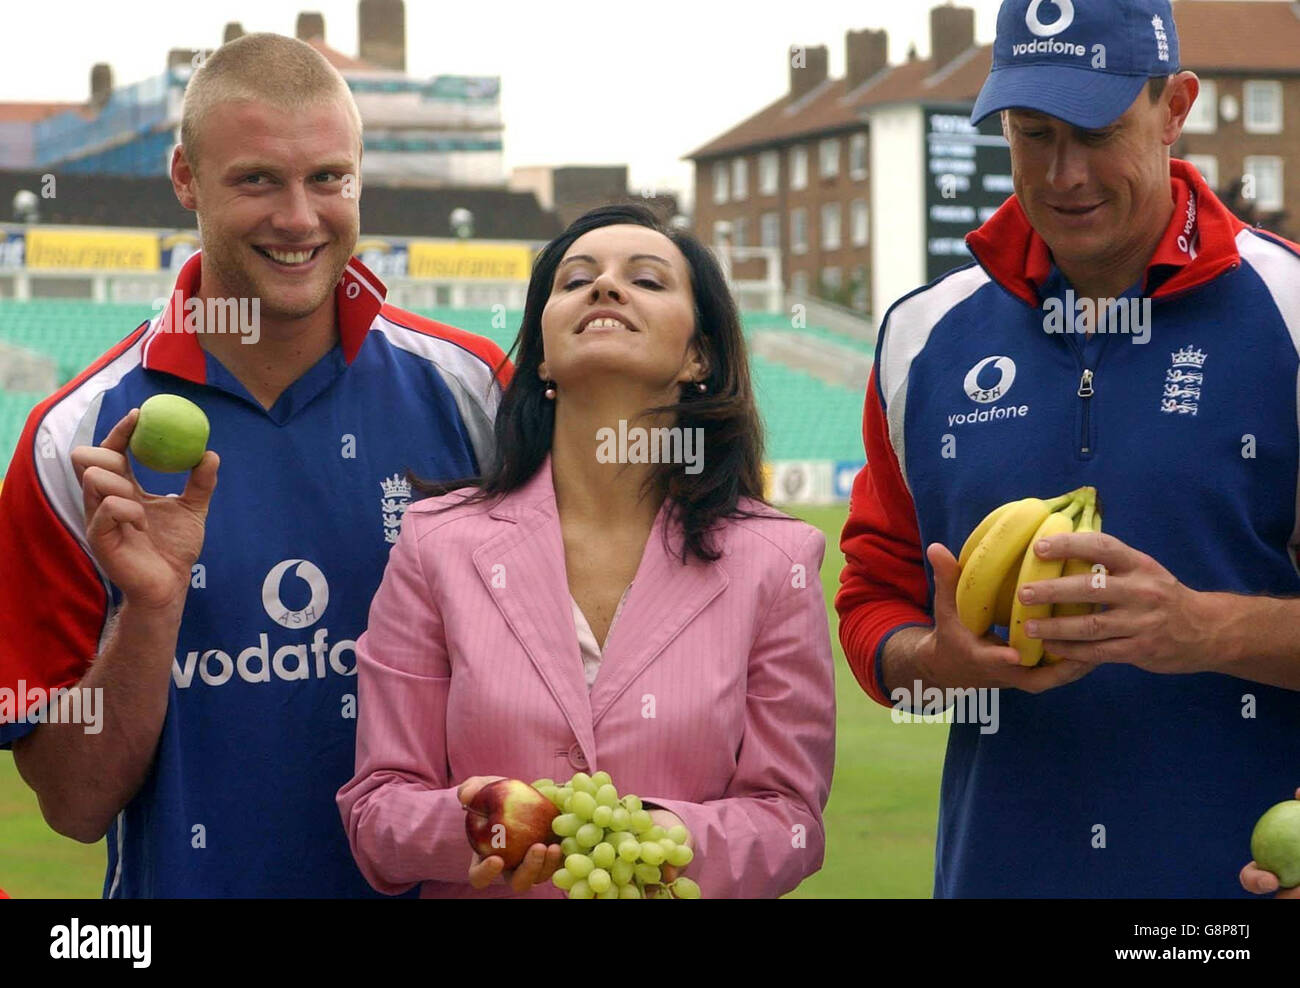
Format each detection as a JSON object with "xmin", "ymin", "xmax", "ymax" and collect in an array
[{"xmin": 1026, "ymin": 0, "xmax": 1075, "ymax": 37}]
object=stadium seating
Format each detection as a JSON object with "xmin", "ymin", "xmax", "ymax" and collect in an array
[
  {"xmin": 742, "ymin": 312, "xmax": 874, "ymax": 357},
  {"xmin": 0, "ymin": 389, "xmax": 45, "ymax": 465},
  {"xmin": 750, "ymin": 354, "xmax": 865, "ymax": 461},
  {"xmin": 0, "ymin": 299, "xmax": 870, "ymax": 470}
]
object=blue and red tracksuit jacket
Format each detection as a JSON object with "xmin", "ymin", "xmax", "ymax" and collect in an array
[{"xmin": 837, "ymin": 159, "xmax": 1300, "ymax": 897}]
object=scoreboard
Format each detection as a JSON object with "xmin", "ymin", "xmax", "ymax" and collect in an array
[{"xmin": 924, "ymin": 108, "xmax": 1013, "ymax": 283}]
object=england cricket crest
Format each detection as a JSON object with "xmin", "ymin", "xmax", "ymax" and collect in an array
[
  {"xmin": 380, "ymin": 473, "xmax": 412, "ymax": 545},
  {"xmin": 1160, "ymin": 346, "xmax": 1206, "ymax": 416}
]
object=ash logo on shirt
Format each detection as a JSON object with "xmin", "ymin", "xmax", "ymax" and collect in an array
[
  {"xmin": 948, "ymin": 355, "xmax": 1031, "ymax": 427},
  {"xmin": 263, "ymin": 559, "xmax": 329, "ymax": 627},
  {"xmin": 172, "ymin": 560, "xmax": 356, "ymax": 689},
  {"xmin": 964, "ymin": 355, "xmax": 1017, "ymax": 404},
  {"xmin": 1160, "ymin": 346, "xmax": 1207, "ymax": 416},
  {"xmin": 381, "ymin": 473, "xmax": 412, "ymax": 545}
]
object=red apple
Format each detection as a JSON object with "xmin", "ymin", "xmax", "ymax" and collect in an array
[{"xmin": 464, "ymin": 779, "xmax": 560, "ymax": 868}]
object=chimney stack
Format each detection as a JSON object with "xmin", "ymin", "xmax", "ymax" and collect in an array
[
  {"xmin": 845, "ymin": 29, "xmax": 889, "ymax": 91},
  {"xmin": 90, "ymin": 63, "xmax": 113, "ymax": 111},
  {"xmin": 358, "ymin": 0, "xmax": 406, "ymax": 72},
  {"xmin": 930, "ymin": 4, "xmax": 975, "ymax": 73},
  {"xmin": 296, "ymin": 12, "xmax": 325, "ymax": 42},
  {"xmin": 168, "ymin": 48, "xmax": 211, "ymax": 71},
  {"xmin": 223, "ymin": 22, "xmax": 244, "ymax": 44},
  {"xmin": 788, "ymin": 44, "xmax": 828, "ymax": 102}
]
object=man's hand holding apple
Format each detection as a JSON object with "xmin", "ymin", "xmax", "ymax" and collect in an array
[{"xmin": 71, "ymin": 408, "xmax": 220, "ymax": 616}]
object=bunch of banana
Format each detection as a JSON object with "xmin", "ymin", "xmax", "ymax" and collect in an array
[{"xmin": 956, "ymin": 487, "xmax": 1103, "ymax": 667}]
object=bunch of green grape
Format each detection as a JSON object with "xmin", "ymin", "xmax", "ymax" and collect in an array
[{"xmin": 532, "ymin": 771, "xmax": 701, "ymax": 899}]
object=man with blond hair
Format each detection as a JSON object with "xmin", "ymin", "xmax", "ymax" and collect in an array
[{"xmin": 0, "ymin": 33, "xmax": 508, "ymax": 897}]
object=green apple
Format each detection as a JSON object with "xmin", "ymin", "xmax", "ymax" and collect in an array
[
  {"xmin": 129, "ymin": 394, "xmax": 210, "ymax": 473},
  {"xmin": 1250, "ymin": 799, "xmax": 1300, "ymax": 888}
]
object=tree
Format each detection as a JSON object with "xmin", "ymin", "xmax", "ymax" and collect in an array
[{"xmin": 1216, "ymin": 174, "xmax": 1293, "ymax": 243}]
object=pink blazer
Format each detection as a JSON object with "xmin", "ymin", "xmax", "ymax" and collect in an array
[{"xmin": 336, "ymin": 457, "xmax": 836, "ymax": 898}]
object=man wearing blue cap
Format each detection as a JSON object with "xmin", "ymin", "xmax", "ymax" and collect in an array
[{"xmin": 838, "ymin": 0, "xmax": 1300, "ymax": 897}]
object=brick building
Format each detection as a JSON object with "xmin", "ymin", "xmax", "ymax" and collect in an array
[
  {"xmin": 688, "ymin": 0, "xmax": 1298, "ymax": 324},
  {"xmin": 686, "ymin": 6, "xmax": 988, "ymax": 320},
  {"xmin": 509, "ymin": 165, "xmax": 680, "ymax": 228},
  {"xmin": 1170, "ymin": 1, "xmax": 1300, "ymax": 233}
]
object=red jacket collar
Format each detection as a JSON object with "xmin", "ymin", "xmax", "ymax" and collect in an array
[
  {"xmin": 965, "ymin": 159, "xmax": 1247, "ymax": 307},
  {"xmin": 140, "ymin": 250, "xmax": 387, "ymax": 384}
]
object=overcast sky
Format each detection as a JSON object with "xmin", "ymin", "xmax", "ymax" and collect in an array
[{"xmin": 0, "ymin": 0, "xmax": 1273, "ymax": 211}]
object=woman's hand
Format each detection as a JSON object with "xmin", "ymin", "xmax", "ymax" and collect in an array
[{"xmin": 458, "ymin": 775, "xmax": 565, "ymax": 892}]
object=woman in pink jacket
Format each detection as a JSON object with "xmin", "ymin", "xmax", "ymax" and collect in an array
[{"xmin": 336, "ymin": 203, "xmax": 835, "ymax": 898}]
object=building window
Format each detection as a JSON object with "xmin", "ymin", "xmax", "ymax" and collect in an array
[
  {"xmin": 732, "ymin": 158, "xmax": 748, "ymax": 201},
  {"xmin": 849, "ymin": 133, "xmax": 867, "ymax": 180},
  {"xmin": 790, "ymin": 208, "xmax": 808, "ymax": 253},
  {"xmin": 712, "ymin": 220, "xmax": 731, "ymax": 247},
  {"xmin": 820, "ymin": 266, "xmax": 842, "ymax": 301},
  {"xmin": 1184, "ymin": 155, "xmax": 1218, "ymax": 191},
  {"xmin": 819, "ymin": 138, "xmax": 840, "ymax": 179},
  {"xmin": 759, "ymin": 151, "xmax": 779, "ymax": 196},
  {"xmin": 1243, "ymin": 156, "xmax": 1284, "ymax": 211},
  {"xmin": 790, "ymin": 145, "xmax": 808, "ymax": 190},
  {"xmin": 713, "ymin": 162, "xmax": 728, "ymax": 204},
  {"xmin": 851, "ymin": 266, "xmax": 869, "ymax": 312},
  {"xmin": 760, "ymin": 211, "xmax": 781, "ymax": 248},
  {"xmin": 821, "ymin": 203, "xmax": 842, "ymax": 250},
  {"xmin": 851, "ymin": 198, "xmax": 869, "ymax": 246},
  {"xmin": 732, "ymin": 216, "xmax": 748, "ymax": 247},
  {"xmin": 791, "ymin": 270, "xmax": 810, "ymax": 296},
  {"xmin": 1183, "ymin": 79, "xmax": 1217, "ymax": 134},
  {"xmin": 1244, "ymin": 81, "xmax": 1283, "ymax": 134}
]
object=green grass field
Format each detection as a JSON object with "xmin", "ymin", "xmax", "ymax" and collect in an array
[{"xmin": 0, "ymin": 505, "xmax": 948, "ymax": 898}]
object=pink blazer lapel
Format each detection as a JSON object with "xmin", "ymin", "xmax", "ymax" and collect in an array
[
  {"xmin": 588, "ymin": 508, "xmax": 728, "ymax": 725},
  {"xmin": 471, "ymin": 461, "xmax": 596, "ymax": 764}
]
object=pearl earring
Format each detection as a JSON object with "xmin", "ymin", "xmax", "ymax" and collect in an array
[
  {"xmin": 696, "ymin": 382, "xmax": 707, "ymax": 393},
  {"xmin": 544, "ymin": 382, "xmax": 556, "ymax": 399}
]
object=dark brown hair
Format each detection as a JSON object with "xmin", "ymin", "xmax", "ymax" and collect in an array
[{"xmin": 415, "ymin": 202, "xmax": 774, "ymax": 563}]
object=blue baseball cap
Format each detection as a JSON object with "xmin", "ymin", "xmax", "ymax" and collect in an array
[{"xmin": 971, "ymin": 0, "xmax": 1180, "ymax": 129}]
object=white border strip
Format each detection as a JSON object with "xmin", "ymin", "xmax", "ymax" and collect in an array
[
  {"xmin": 878, "ymin": 265, "xmax": 990, "ymax": 492},
  {"xmin": 1237, "ymin": 230, "xmax": 1300, "ymax": 577},
  {"xmin": 369, "ymin": 314, "xmax": 503, "ymax": 474}
]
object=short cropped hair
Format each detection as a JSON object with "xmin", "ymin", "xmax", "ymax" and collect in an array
[{"xmin": 180, "ymin": 32, "xmax": 363, "ymax": 172}]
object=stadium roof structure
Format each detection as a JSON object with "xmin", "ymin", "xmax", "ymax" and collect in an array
[
  {"xmin": 686, "ymin": 0, "xmax": 1300, "ymax": 161},
  {"xmin": 0, "ymin": 102, "xmax": 91, "ymax": 124},
  {"xmin": 303, "ymin": 37, "xmax": 388, "ymax": 74}
]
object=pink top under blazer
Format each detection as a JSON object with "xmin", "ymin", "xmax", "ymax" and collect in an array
[{"xmin": 336, "ymin": 456, "xmax": 836, "ymax": 898}]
